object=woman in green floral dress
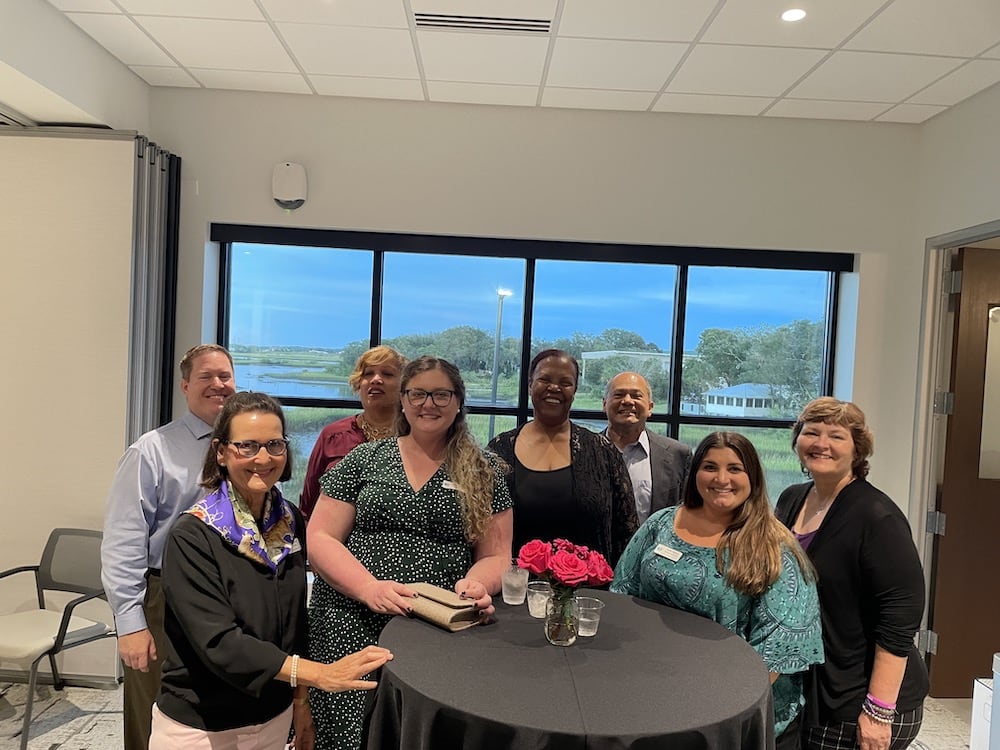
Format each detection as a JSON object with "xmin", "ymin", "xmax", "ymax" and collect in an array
[
  {"xmin": 611, "ymin": 431, "xmax": 823, "ymax": 750},
  {"xmin": 305, "ymin": 356, "xmax": 513, "ymax": 750}
]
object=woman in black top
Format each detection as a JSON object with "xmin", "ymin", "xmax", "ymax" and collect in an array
[
  {"xmin": 153, "ymin": 392, "xmax": 392, "ymax": 750},
  {"xmin": 775, "ymin": 397, "xmax": 928, "ymax": 750},
  {"xmin": 488, "ymin": 349, "xmax": 637, "ymax": 566}
]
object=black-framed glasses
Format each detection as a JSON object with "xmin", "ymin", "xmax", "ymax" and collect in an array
[
  {"xmin": 226, "ymin": 438, "xmax": 289, "ymax": 458},
  {"xmin": 404, "ymin": 389, "xmax": 456, "ymax": 407}
]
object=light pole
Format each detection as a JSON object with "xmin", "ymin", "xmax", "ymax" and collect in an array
[{"xmin": 489, "ymin": 288, "xmax": 513, "ymax": 438}]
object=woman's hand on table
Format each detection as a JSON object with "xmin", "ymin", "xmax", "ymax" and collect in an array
[
  {"xmin": 856, "ymin": 711, "xmax": 892, "ymax": 750},
  {"xmin": 455, "ymin": 577, "xmax": 494, "ymax": 621},
  {"xmin": 361, "ymin": 579, "xmax": 416, "ymax": 616},
  {"xmin": 317, "ymin": 646, "xmax": 394, "ymax": 693}
]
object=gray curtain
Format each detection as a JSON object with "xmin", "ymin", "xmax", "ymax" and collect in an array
[{"xmin": 126, "ymin": 135, "xmax": 180, "ymax": 445}]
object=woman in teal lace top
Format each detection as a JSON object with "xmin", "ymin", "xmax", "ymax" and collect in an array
[{"xmin": 611, "ymin": 431, "xmax": 823, "ymax": 749}]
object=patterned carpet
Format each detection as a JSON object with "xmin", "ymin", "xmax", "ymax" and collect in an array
[{"xmin": 0, "ymin": 682, "xmax": 973, "ymax": 749}]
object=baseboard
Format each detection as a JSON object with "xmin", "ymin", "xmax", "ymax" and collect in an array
[{"xmin": 0, "ymin": 669, "xmax": 120, "ymax": 690}]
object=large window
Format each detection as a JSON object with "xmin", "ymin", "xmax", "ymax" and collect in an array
[{"xmin": 214, "ymin": 224, "xmax": 851, "ymax": 503}]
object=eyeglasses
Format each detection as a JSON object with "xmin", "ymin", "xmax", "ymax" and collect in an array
[
  {"xmin": 404, "ymin": 389, "xmax": 456, "ymax": 407},
  {"xmin": 226, "ymin": 439, "xmax": 289, "ymax": 458}
]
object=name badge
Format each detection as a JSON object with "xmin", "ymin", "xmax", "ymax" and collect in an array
[
  {"xmin": 290, "ymin": 539, "xmax": 302, "ymax": 554},
  {"xmin": 442, "ymin": 480, "xmax": 457, "ymax": 490},
  {"xmin": 654, "ymin": 544, "xmax": 682, "ymax": 562}
]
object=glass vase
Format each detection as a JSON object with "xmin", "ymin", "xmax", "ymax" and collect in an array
[{"xmin": 544, "ymin": 593, "xmax": 579, "ymax": 646}]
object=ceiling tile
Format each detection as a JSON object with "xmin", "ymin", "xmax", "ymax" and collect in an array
[
  {"xmin": 541, "ymin": 87, "xmax": 655, "ymax": 110},
  {"xmin": 311, "ymin": 75, "xmax": 424, "ymax": 101},
  {"xmin": 189, "ymin": 69, "xmax": 311, "ymax": 94},
  {"xmin": 135, "ymin": 17, "xmax": 295, "ymax": 71},
  {"xmin": 129, "ymin": 65, "xmax": 199, "ymax": 87},
  {"xmin": 766, "ymin": 98, "xmax": 889, "ymax": 120},
  {"xmin": 845, "ymin": 0, "xmax": 1000, "ymax": 57},
  {"xmin": 281, "ymin": 24, "xmax": 418, "ymax": 78},
  {"xmin": 547, "ymin": 38, "xmax": 687, "ymax": 90},
  {"xmin": 417, "ymin": 30, "xmax": 549, "ymax": 85},
  {"xmin": 791, "ymin": 51, "xmax": 962, "ymax": 102},
  {"xmin": 411, "ymin": 0, "xmax": 557, "ymax": 19},
  {"xmin": 556, "ymin": 0, "xmax": 718, "ymax": 42},
  {"xmin": 429, "ymin": 81, "xmax": 537, "ymax": 106},
  {"xmin": 117, "ymin": 0, "xmax": 263, "ymax": 20},
  {"xmin": 702, "ymin": 0, "xmax": 887, "ymax": 48},
  {"xmin": 652, "ymin": 93, "xmax": 771, "ymax": 116},
  {"xmin": 876, "ymin": 103, "xmax": 948, "ymax": 122},
  {"xmin": 260, "ymin": 0, "xmax": 408, "ymax": 28},
  {"xmin": 909, "ymin": 59, "xmax": 1000, "ymax": 105},
  {"xmin": 46, "ymin": 0, "xmax": 119, "ymax": 11},
  {"xmin": 669, "ymin": 45, "xmax": 827, "ymax": 97},
  {"xmin": 65, "ymin": 12, "xmax": 174, "ymax": 66}
]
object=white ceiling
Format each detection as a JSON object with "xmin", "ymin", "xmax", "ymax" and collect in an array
[{"xmin": 42, "ymin": 0, "xmax": 1000, "ymax": 124}]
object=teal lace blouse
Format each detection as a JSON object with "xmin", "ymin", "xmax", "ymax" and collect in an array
[{"xmin": 610, "ymin": 506, "xmax": 824, "ymax": 736}]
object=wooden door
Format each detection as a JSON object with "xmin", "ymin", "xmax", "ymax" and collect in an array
[{"xmin": 928, "ymin": 247, "xmax": 1000, "ymax": 696}]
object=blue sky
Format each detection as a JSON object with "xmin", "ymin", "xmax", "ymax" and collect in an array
[{"xmin": 230, "ymin": 244, "xmax": 829, "ymax": 352}]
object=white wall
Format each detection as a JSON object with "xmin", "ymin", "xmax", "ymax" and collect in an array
[
  {"xmin": 0, "ymin": 132, "xmax": 134, "ymax": 677},
  {"xmin": 0, "ymin": 0, "xmax": 149, "ymax": 130},
  {"xmin": 150, "ymin": 87, "xmax": 925, "ymax": 508}
]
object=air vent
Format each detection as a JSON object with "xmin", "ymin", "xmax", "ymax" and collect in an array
[{"xmin": 414, "ymin": 13, "xmax": 550, "ymax": 33}]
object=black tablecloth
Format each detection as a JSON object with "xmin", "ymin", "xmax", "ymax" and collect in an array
[{"xmin": 363, "ymin": 589, "xmax": 775, "ymax": 750}]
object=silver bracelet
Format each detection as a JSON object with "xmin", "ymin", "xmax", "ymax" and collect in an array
[{"xmin": 290, "ymin": 654, "xmax": 299, "ymax": 688}]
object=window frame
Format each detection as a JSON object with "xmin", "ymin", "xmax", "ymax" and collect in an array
[{"xmin": 212, "ymin": 223, "xmax": 851, "ymax": 437}]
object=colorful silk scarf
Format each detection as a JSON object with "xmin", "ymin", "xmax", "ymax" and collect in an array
[{"xmin": 185, "ymin": 481, "xmax": 296, "ymax": 571}]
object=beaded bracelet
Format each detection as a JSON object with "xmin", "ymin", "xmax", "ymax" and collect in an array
[
  {"xmin": 862, "ymin": 702, "xmax": 894, "ymax": 724},
  {"xmin": 290, "ymin": 654, "xmax": 300, "ymax": 688},
  {"xmin": 861, "ymin": 694, "xmax": 895, "ymax": 725},
  {"xmin": 866, "ymin": 692, "xmax": 897, "ymax": 711}
]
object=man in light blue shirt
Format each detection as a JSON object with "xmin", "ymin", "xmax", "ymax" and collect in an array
[
  {"xmin": 603, "ymin": 371, "xmax": 692, "ymax": 524},
  {"xmin": 101, "ymin": 344, "xmax": 235, "ymax": 750}
]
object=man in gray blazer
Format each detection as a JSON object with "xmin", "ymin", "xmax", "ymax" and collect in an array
[{"xmin": 603, "ymin": 371, "xmax": 693, "ymax": 524}]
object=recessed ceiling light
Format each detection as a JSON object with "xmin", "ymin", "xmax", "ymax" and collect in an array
[{"xmin": 781, "ymin": 8, "xmax": 807, "ymax": 22}]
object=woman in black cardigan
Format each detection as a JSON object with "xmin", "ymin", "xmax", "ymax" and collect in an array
[{"xmin": 775, "ymin": 398, "xmax": 928, "ymax": 750}]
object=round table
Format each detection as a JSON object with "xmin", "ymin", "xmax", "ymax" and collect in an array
[{"xmin": 363, "ymin": 589, "xmax": 775, "ymax": 750}]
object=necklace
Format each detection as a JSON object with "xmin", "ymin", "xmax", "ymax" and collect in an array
[
  {"xmin": 358, "ymin": 413, "xmax": 395, "ymax": 442},
  {"xmin": 807, "ymin": 485, "xmax": 838, "ymax": 521}
]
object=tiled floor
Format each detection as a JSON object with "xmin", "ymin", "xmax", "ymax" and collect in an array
[{"xmin": 0, "ymin": 681, "xmax": 975, "ymax": 749}]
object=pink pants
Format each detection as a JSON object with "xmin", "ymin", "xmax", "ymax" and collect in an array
[{"xmin": 149, "ymin": 703, "xmax": 294, "ymax": 750}]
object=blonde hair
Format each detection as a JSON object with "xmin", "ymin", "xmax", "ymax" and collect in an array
[
  {"xmin": 347, "ymin": 345, "xmax": 407, "ymax": 392},
  {"xmin": 396, "ymin": 356, "xmax": 496, "ymax": 542},
  {"xmin": 684, "ymin": 432, "xmax": 815, "ymax": 596},
  {"xmin": 792, "ymin": 397, "xmax": 874, "ymax": 479}
]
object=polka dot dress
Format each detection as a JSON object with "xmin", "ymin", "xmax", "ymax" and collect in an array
[{"xmin": 308, "ymin": 438, "xmax": 511, "ymax": 750}]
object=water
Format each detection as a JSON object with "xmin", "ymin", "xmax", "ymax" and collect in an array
[
  {"xmin": 236, "ymin": 364, "xmax": 354, "ymax": 399},
  {"xmin": 501, "ymin": 567, "xmax": 529, "ymax": 605}
]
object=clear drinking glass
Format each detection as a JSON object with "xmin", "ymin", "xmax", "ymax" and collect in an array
[
  {"xmin": 501, "ymin": 562, "xmax": 529, "ymax": 604},
  {"xmin": 526, "ymin": 581, "xmax": 552, "ymax": 618},
  {"xmin": 576, "ymin": 596, "xmax": 605, "ymax": 636}
]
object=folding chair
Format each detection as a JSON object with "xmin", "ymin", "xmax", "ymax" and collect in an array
[{"xmin": 0, "ymin": 528, "xmax": 115, "ymax": 750}]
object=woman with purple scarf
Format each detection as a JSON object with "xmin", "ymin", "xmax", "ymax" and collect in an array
[{"xmin": 150, "ymin": 392, "xmax": 391, "ymax": 750}]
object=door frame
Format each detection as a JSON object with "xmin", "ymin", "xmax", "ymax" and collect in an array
[{"xmin": 912, "ymin": 218, "xmax": 1000, "ymax": 669}]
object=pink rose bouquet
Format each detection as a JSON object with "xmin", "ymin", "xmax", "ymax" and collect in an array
[{"xmin": 516, "ymin": 538, "xmax": 612, "ymax": 599}]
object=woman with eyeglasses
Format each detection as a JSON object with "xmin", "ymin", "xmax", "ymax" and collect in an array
[
  {"xmin": 299, "ymin": 345, "xmax": 407, "ymax": 523},
  {"xmin": 488, "ymin": 349, "xmax": 638, "ymax": 566},
  {"xmin": 306, "ymin": 356, "xmax": 513, "ymax": 750},
  {"xmin": 151, "ymin": 392, "xmax": 393, "ymax": 750}
]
